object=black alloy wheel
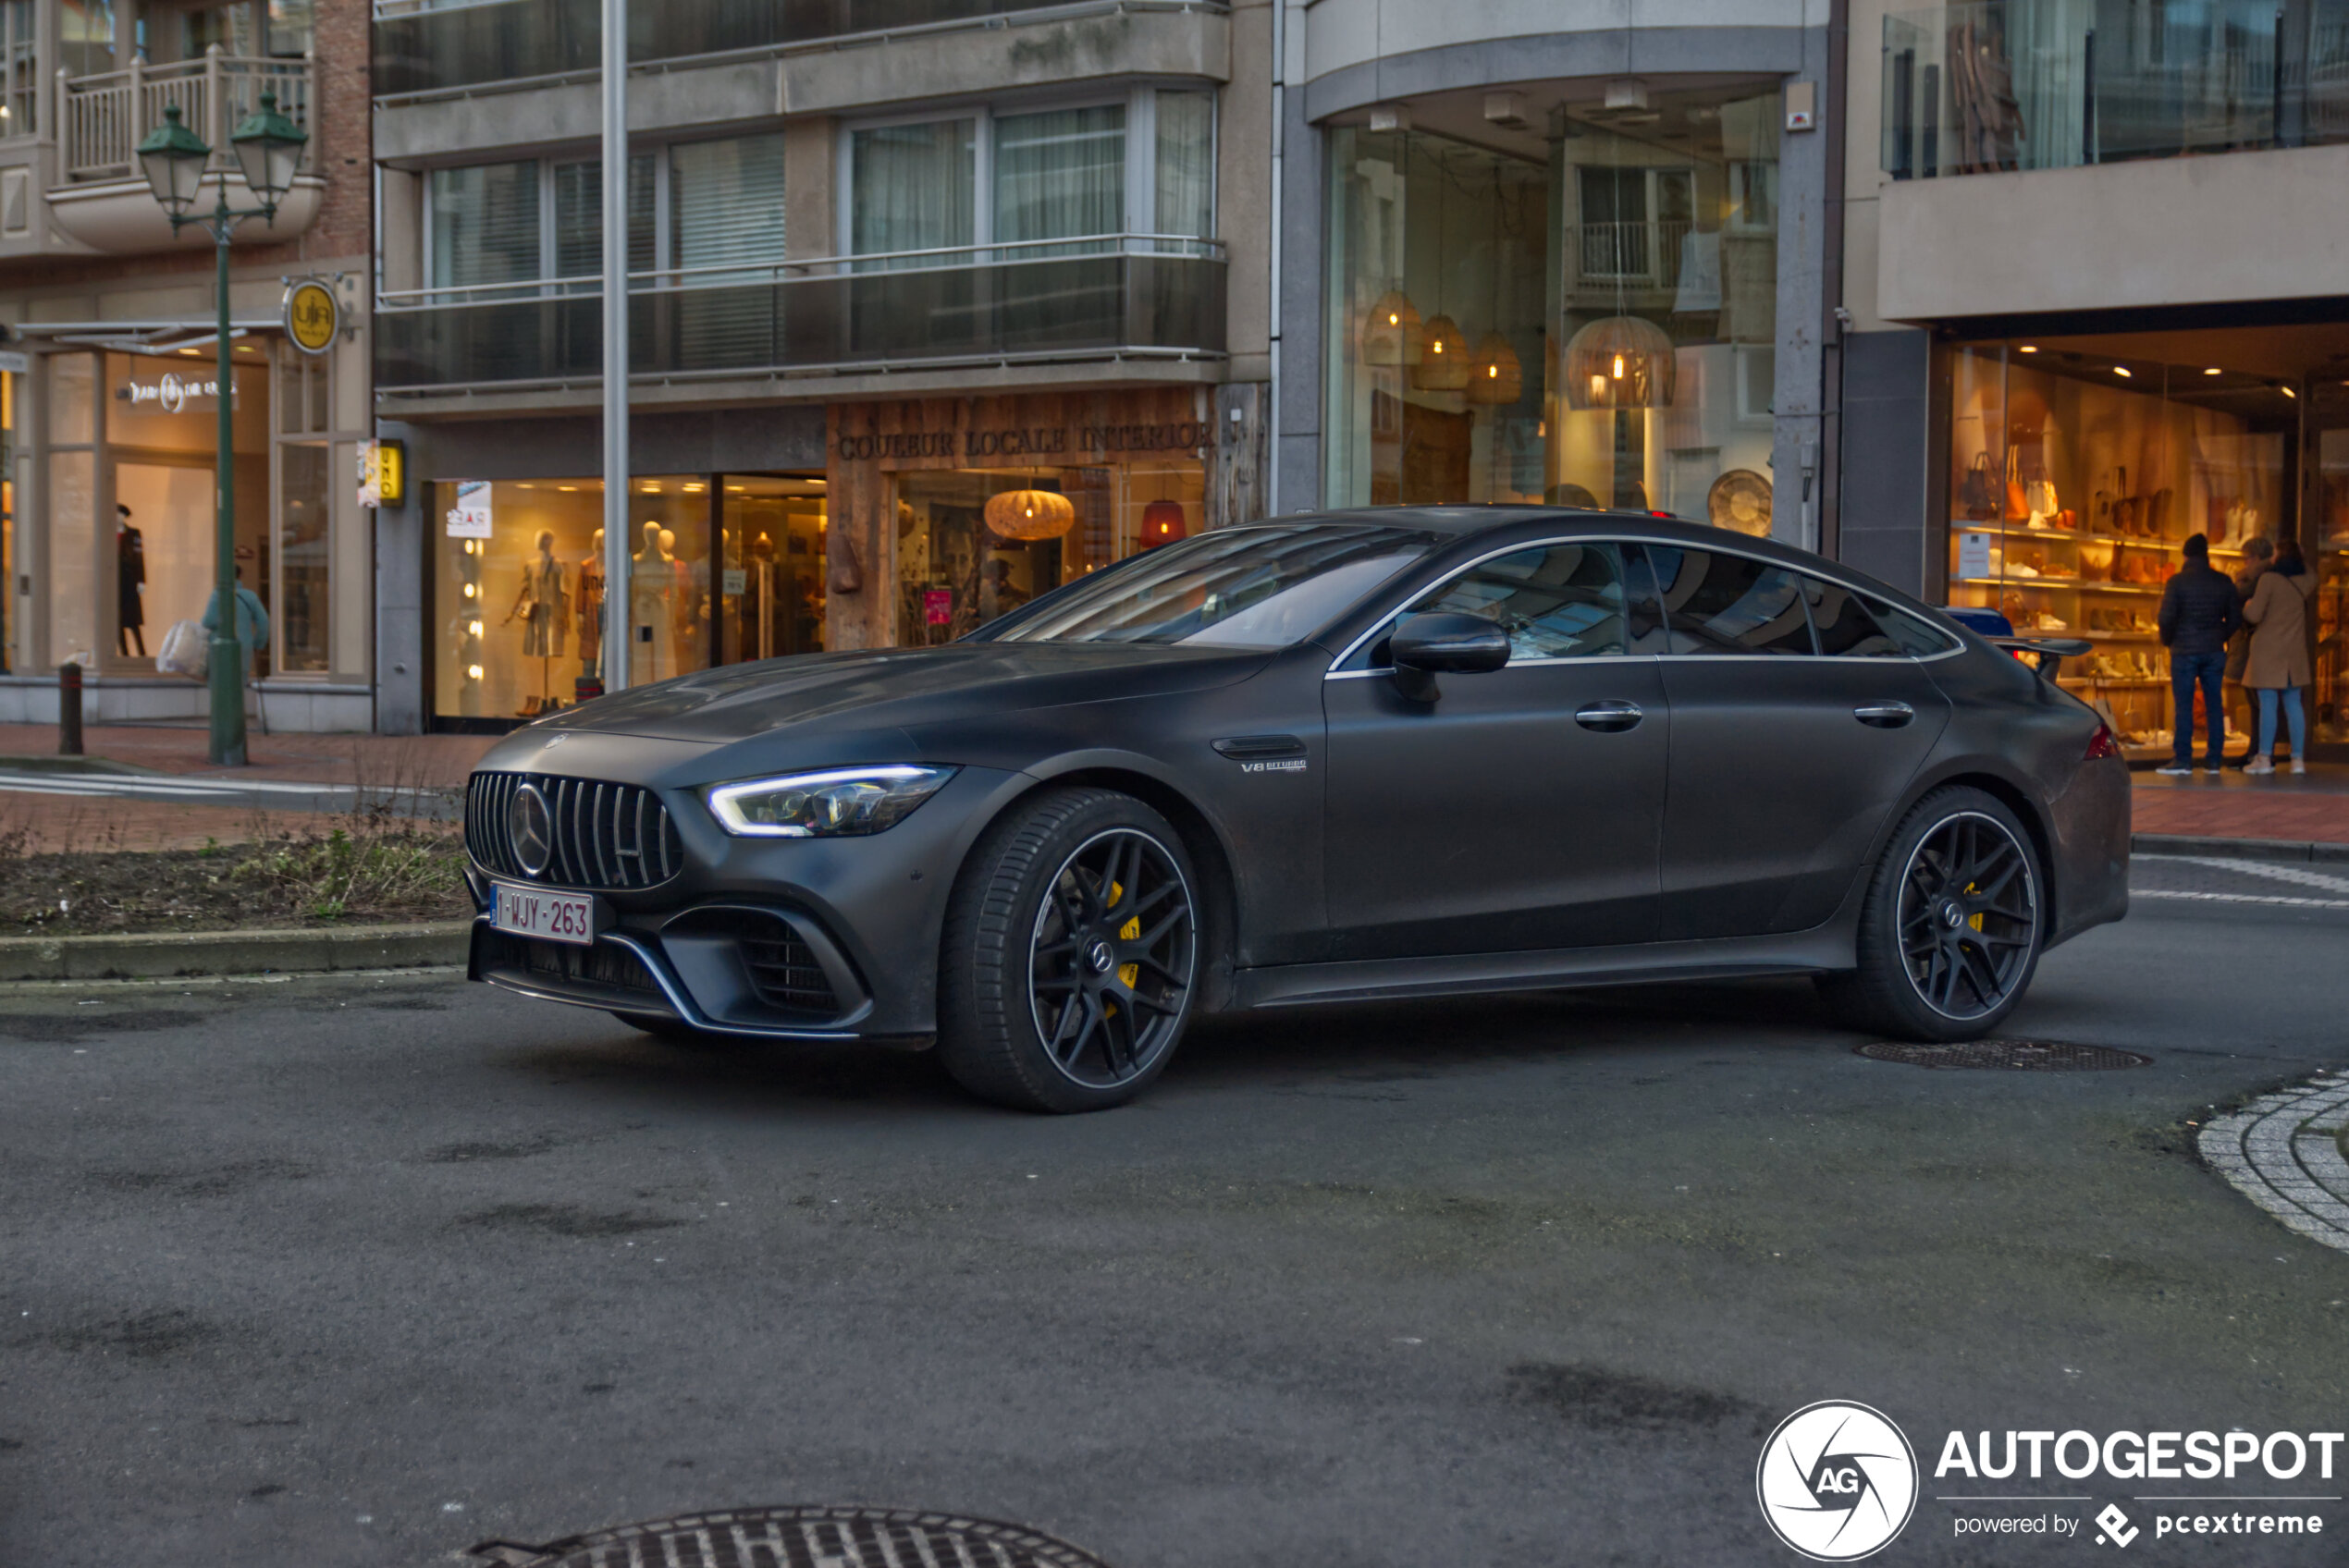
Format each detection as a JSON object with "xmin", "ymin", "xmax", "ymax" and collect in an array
[
  {"xmin": 939, "ymin": 788, "xmax": 1202, "ymax": 1112},
  {"xmin": 1027, "ymin": 827, "xmax": 1197, "ymax": 1090},
  {"xmin": 1819, "ymin": 786, "xmax": 2045, "ymax": 1042},
  {"xmin": 1897, "ymin": 811, "xmax": 2039, "ymax": 1021}
]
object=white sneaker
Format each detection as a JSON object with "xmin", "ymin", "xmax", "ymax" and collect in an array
[
  {"xmin": 2291, "ymin": 758, "xmax": 2306, "ymax": 774},
  {"xmin": 2246, "ymin": 755, "xmax": 2275, "ymax": 775},
  {"xmin": 2156, "ymin": 763, "xmax": 2193, "ymax": 777}
]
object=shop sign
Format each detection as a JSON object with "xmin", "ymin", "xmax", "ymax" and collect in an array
[
  {"xmin": 358, "ymin": 439, "xmax": 405, "ymax": 508},
  {"xmin": 0, "ymin": 349, "xmax": 27, "ymax": 374},
  {"xmin": 446, "ymin": 479, "xmax": 493, "ymax": 539},
  {"xmin": 1957, "ymin": 530, "xmax": 1993, "ymax": 582},
  {"xmin": 923, "ymin": 589, "xmax": 953, "ymax": 626},
  {"xmin": 834, "ymin": 421, "xmax": 1212, "ymax": 464},
  {"xmin": 118, "ymin": 370, "xmax": 220, "ymax": 413},
  {"xmin": 283, "ymin": 278, "xmax": 338, "ymax": 357}
]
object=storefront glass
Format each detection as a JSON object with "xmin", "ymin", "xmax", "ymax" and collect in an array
[
  {"xmin": 2308, "ymin": 412, "xmax": 2349, "ymax": 748},
  {"xmin": 1323, "ymin": 86, "xmax": 1782, "ymax": 528},
  {"xmin": 433, "ymin": 473, "xmax": 830, "ymax": 724},
  {"xmin": 1, "ymin": 370, "xmax": 17, "ymax": 674},
  {"xmin": 1944, "ymin": 339, "xmax": 2298, "ymax": 761}
]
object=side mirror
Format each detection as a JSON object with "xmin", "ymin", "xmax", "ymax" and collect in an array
[{"xmin": 1388, "ymin": 611, "xmax": 1510, "ymax": 702}]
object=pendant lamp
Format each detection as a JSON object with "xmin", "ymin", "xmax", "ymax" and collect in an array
[
  {"xmin": 984, "ymin": 486, "xmax": 1076, "ymax": 541},
  {"xmin": 1465, "ymin": 332, "xmax": 1523, "ymax": 405},
  {"xmin": 1413, "ymin": 314, "xmax": 1470, "ymax": 391},
  {"xmin": 1140, "ymin": 498, "xmax": 1188, "ymax": 546},
  {"xmin": 1562, "ymin": 314, "xmax": 1677, "ymax": 410},
  {"xmin": 1362, "ymin": 289, "xmax": 1421, "ymax": 366}
]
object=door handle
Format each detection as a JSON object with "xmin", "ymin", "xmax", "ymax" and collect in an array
[
  {"xmin": 1854, "ymin": 702, "xmax": 1915, "ymax": 729},
  {"xmin": 1574, "ymin": 701, "xmax": 1643, "ymax": 733}
]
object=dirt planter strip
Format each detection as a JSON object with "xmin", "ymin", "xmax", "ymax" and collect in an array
[{"xmin": 0, "ymin": 920, "xmax": 471, "ymax": 982}]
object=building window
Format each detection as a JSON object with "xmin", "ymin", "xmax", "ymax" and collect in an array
[
  {"xmin": 844, "ymin": 88, "xmax": 1217, "ymax": 263},
  {"xmin": 427, "ymin": 161, "xmax": 540, "ymax": 293},
  {"xmin": 1323, "ymin": 86, "xmax": 1782, "ymax": 526}
]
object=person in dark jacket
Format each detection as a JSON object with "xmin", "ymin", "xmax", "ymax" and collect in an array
[{"xmin": 2156, "ymin": 532, "xmax": 2243, "ymax": 775}]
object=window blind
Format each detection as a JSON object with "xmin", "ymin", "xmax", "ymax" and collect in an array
[{"xmin": 428, "ymin": 161, "xmax": 540, "ymax": 290}]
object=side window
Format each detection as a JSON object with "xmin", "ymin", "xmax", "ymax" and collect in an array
[
  {"xmin": 1803, "ymin": 577, "xmax": 1903, "ymax": 656},
  {"xmin": 1394, "ymin": 541, "xmax": 1628, "ymax": 661},
  {"xmin": 1642, "ymin": 545, "xmax": 1814, "ymax": 655},
  {"xmin": 1875, "ymin": 600, "xmax": 1962, "ymax": 656}
]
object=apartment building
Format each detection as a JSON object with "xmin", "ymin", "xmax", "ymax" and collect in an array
[
  {"xmin": 0, "ymin": 0, "xmax": 371, "ymax": 730},
  {"xmin": 369, "ymin": 0, "xmax": 1265, "ymax": 733},
  {"xmin": 1841, "ymin": 0, "xmax": 2349, "ymax": 760}
]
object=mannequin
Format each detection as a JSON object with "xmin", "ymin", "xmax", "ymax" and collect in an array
[
  {"xmin": 632, "ymin": 520, "xmax": 676, "ymax": 681},
  {"xmin": 577, "ymin": 527, "xmax": 605, "ymax": 681},
  {"xmin": 506, "ymin": 528, "xmax": 569, "ymax": 716},
  {"xmin": 116, "ymin": 504, "xmax": 147, "ymax": 656}
]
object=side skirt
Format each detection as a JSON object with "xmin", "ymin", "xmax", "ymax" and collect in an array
[{"xmin": 1229, "ymin": 927, "xmax": 1856, "ymax": 1011}]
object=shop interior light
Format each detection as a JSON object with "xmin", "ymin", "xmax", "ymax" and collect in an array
[
  {"xmin": 1413, "ymin": 314, "xmax": 1470, "ymax": 390},
  {"xmin": 2282, "ymin": 386, "xmax": 2296, "ymax": 398},
  {"xmin": 2017, "ymin": 345, "xmax": 2037, "ymax": 352},
  {"xmin": 2112, "ymin": 366, "xmax": 2131, "ymax": 377},
  {"xmin": 984, "ymin": 486, "xmax": 1076, "ymax": 541},
  {"xmin": 1141, "ymin": 498, "xmax": 1188, "ymax": 546},
  {"xmin": 558, "ymin": 484, "xmax": 579, "ymax": 492},
  {"xmin": 1465, "ymin": 332, "xmax": 1523, "ymax": 405},
  {"xmin": 1361, "ymin": 289, "xmax": 1422, "ymax": 366},
  {"xmin": 1563, "ymin": 315, "xmax": 1675, "ymax": 410},
  {"xmin": 2205, "ymin": 367, "xmax": 2223, "ymax": 376},
  {"xmin": 467, "ymin": 664, "xmax": 484, "ymax": 680}
]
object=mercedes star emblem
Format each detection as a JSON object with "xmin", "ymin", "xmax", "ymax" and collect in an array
[{"xmin": 509, "ymin": 782, "xmax": 555, "ymax": 876}]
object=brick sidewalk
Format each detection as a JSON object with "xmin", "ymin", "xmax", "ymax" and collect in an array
[{"xmin": 2132, "ymin": 766, "xmax": 2349, "ymax": 845}]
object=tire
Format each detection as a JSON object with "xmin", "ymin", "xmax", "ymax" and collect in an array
[
  {"xmin": 937, "ymin": 788, "xmax": 1203, "ymax": 1113},
  {"xmin": 1818, "ymin": 786, "xmax": 2046, "ymax": 1042}
]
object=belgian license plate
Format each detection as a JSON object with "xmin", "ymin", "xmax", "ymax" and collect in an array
[{"xmin": 493, "ymin": 882, "xmax": 597, "ymax": 946}]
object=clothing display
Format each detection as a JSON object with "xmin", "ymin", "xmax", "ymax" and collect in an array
[
  {"xmin": 509, "ymin": 550, "xmax": 570, "ymax": 658},
  {"xmin": 115, "ymin": 521, "xmax": 147, "ymax": 655},
  {"xmin": 576, "ymin": 547, "xmax": 605, "ymax": 676}
]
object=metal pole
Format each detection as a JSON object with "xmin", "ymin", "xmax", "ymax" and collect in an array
[
  {"xmin": 208, "ymin": 208, "xmax": 246, "ymax": 766},
  {"xmin": 599, "ymin": 0, "xmax": 631, "ymax": 692}
]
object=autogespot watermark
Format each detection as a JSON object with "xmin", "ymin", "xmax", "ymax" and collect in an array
[{"xmin": 1759, "ymin": 1405, "xmax": 2343, "ymax": 1556}]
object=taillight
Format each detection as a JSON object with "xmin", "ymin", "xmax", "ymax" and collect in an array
[
  {"xmin": 2085, "ymin": 723, "xmax": 2123, "ymax": 761},
  {"xmin": 2010, "ymin": 648, "xmax": 2035, "ymax": 664}
]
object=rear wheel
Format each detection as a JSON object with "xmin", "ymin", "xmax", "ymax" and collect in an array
[
  {"xmin": 938, "ymin": 788, "xmax": 1200, "ymax": 1113},
  {"xmin": 1820, "ymin": 786, "xmax": 2045, "ymax": 1041}
]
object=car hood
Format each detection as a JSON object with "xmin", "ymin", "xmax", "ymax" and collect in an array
[{"xmin": 530, "ymin": 642, "xmax": 1277, "ymax": 744}]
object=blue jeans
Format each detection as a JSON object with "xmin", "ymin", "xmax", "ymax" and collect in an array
[
  {"xmin": 2171, "ymin": 650, "xmax": 2227, "ymax": 766},
  {"xmin": 2256, "ymin": 685, "xmax": 2307, "ymax": 759}
]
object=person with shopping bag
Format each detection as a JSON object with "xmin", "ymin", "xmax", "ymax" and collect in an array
[
  {"xmin": 2241, "ymin": 535, "xmax": 2318, "ymax": 775},
  {"xmin": 202, "ymin": 567, "xmax": 272, "ymax": 679}
]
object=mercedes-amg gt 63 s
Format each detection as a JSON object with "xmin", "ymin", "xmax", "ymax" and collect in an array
[{"xmin": 464, "ymin": 509, "xmax": 2129, "ymax": 1111}]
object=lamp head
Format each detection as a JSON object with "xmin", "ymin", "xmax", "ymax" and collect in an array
[
  {"xmin": 229, "ymin": 91, "xmax": 307, "ymax": 209},
  {"xmin": 135, "ymin": 103, "xmax": 211, "ymax": 218}
]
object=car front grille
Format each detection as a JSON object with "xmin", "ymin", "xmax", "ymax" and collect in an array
[
  {"xmin": 478, "ymin": 928, "xmax": 661, "ymax": 1000},
  {"xmin": 466, "ymin": 771, "xmax": 683, "ymax": 890},
  {"xmin": 737, "ymin": 913, "xmax": 841, "ymax": 1015}
]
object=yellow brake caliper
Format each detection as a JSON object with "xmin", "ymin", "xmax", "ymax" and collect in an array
[
  {"xmin": 1111, "ymin": 880, "xmax": 1140, "ymax": 987},
  {"xmin": 1965, "ymin": 881, "xmax": 1983, "ymax": 932}
]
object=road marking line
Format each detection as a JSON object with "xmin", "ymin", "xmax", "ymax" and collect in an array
[
  {"xmin": 2132, "ymin": 888, "xmax": 2349, "ymax": 910},
  {"xmin": 2160, "ymin": 856, "xmax": 2349, "ymax": 895}
]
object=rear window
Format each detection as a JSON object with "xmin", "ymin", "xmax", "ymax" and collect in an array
[
  {"xmin": 1803, "ymin": 578, "xmax": 1902, "ymax": 656},
  {"xmin": 1643, "ymin": 545, "xmax": 1814, "ymax": 655}
]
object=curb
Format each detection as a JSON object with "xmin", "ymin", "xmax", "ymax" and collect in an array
[
  {"xmin": 0, "ymin": 920, "xmax": 471, "ymax": 982},
  {"xmin": 2134, "ymin": 832, "xmax": 2349, "ymax": 864}
]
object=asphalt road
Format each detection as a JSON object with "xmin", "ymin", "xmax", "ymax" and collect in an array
[{"xmin": 2, "ymin": 878, "xmax": 2345, "ymax": 1567}]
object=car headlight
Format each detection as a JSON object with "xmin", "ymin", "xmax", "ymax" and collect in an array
[{"xmin": 706, "ymin": 765, "xmax": 958, "ymax": 839}]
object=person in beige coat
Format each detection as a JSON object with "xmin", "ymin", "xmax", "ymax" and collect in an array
[{"xmin": 2241, "ymin": 535, "xmax": 2318, "ymax": 774}]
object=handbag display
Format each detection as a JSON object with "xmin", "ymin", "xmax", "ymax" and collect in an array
[
  {"xmin": 2004, "ymin": 447, "xmax": 2030, "ymax": 521},
  {"xmin": 1959, "ymin": 452, "xmax": 1998, "ymax": 521}
]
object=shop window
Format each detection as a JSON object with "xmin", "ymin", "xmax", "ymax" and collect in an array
[
  {"xmin": 1323, "ymin": 87, "xmax": 1780, "ymax": 528},
  {"xmin": 1945, "ymin": 341, "xmax": 2294, "ymax": 760},
  {"xmin": 719, "ymin": 476, "xmax": 827, "ymax": 663},
  {"xmin": 277, "ymin": 443, "xmax": 329, "ymax": 673},
  {"xmin": 48, "ymin": 450, "xmax": 93, "ymax": 667}
]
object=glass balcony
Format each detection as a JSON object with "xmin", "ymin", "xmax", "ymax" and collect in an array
[
  {"xmin": 375, "ymin": 237, "xmax": 1228, "ymax": 392},
  {"xmin": 1882, "ymin": 0, "xmax": 2349, "ymax": 178},
  {"xmin": 372, "ymin": 0, "xmax": 1214, "ymax": 100}
]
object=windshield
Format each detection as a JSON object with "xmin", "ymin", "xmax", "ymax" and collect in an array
[{"xmin": 978, "ymin": 523, "xmax": 1440, "ymax": 647}]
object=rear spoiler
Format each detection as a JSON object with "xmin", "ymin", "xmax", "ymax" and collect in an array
[{"xmin": 1988, "ymin": 636, "xmax": 2093, "ymax": 681}]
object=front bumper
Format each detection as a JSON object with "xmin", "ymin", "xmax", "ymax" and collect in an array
[{"xmin": 465, "ymin": 763, "xmax": 1028, "ymax": 1042}]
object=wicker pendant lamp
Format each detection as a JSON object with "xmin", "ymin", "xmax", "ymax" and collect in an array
[
  {"xmin": 1562, "ymin": 314, "xmax": 1676, "ymax": 410},
  {"xmin": 984, "ymin": 485, "xmax": 1076, "ymax": 541},
  {"xmin": 1414, "ymin": 314, "xmax": 1470, "ymax": 390},
  {"xmin": 1362, "ymin": 289, "xmax": 1421, "ymax": 366}
]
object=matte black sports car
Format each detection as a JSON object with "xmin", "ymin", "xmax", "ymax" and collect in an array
[{"xmin": 463, "ymin": 509, "xmax": 2129, "ymax": 1111}]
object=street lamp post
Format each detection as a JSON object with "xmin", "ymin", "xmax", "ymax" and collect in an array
[{"xmin": 134, "ymin": 95, "xmax": 307, "ymax": 767}]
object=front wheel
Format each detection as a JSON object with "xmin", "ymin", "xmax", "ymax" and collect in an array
[
  {"xmin": 1819, "ymin": 786, "xmax": 2045, "ymax": 1041},
  {"xmin": 937, "ymin": 788, "xmax": 1201, "ymax": 1112}
]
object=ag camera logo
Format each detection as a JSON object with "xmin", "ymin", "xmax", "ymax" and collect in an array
[{"xmin": 1757, "ymin": 1401, "xmax": 1920, "ymax": 1561}]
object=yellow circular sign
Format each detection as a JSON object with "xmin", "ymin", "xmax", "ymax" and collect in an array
[{"xmin": 284, "ymin": 278, "xmax": 338, "ymax": 356}]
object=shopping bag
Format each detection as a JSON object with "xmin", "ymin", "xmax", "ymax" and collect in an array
[{"xmin": 155, "ymin": 619, "xmax": 207, "ymax": 680}]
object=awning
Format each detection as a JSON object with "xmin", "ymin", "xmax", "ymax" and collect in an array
[{"xmin": 8, "ymin": 318, "xmax": 285, "ymax": 356}]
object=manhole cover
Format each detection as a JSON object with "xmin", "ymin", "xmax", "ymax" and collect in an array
[
  {"xmin": 469, "ymin": 1506, "xmax": 1116, "ymax": 1568},
  {"xmin": 1857, "ymin": 1039, "xmax": 2151, "ymax": 1072}
]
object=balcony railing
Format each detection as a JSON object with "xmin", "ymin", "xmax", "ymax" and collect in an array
[
  {"xmin": 375, "ymin": 234, "xmax": 1228, "ymax": 392},
  {"xmin": 60, "ymin": 49, "xmax": 313, "ymax": 183},
  {"xmin": 373, "ymin": 0, "xmax": 1224, "ymax": 102},
  {"xmin": 1883, "ymin": 0, "xmax": 2349, "ymax": 178},
  {"xmin": 1575, "ymin": 220, "xmax": 1693, "ymax": 288}
]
